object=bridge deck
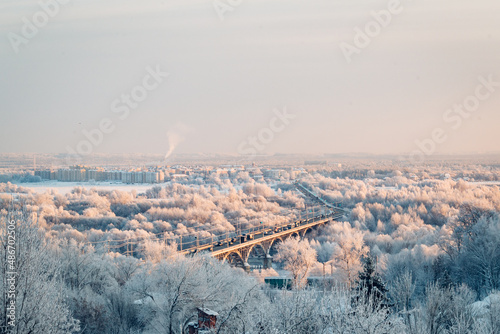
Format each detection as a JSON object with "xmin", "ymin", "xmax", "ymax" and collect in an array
[{"xmin": 180, "ymin": 211, "xmax": 344, "ymax": 256}]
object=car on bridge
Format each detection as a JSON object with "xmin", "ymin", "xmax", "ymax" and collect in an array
[{"xmin": 240, "ymin": 234, "xmax": 254, "ymax": 242}]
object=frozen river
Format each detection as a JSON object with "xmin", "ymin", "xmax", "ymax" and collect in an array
[{"xmin": 6, "ymin": 181, "xmax": 169, "ymax": 195}]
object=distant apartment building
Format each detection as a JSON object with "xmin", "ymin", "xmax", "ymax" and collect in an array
[
  {"xmin": 305, "ymin": 160, "xmax": 327, "ymax": 165},
  {"xmin": 171, "ymin": 174, "xmax": 189, "ymax": 182},
  {"xmin": 263, "ymin": 169, "xmax": 281, "ymax": 179},
  {"xmin": 36, "ymin": 170, "xmax": 57, "ymax": 180},
  {"xmin": 36, "ymin": 166, "xmax": 164, "ymax": 184}
]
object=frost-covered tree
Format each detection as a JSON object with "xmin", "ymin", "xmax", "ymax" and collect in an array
[
  {"xmin": 459, "ymin": 215, "xmax": 500, "ymax": 297},
  {"xmin": 330, "ymin": 223, "xmax": 369, "ymax": 285},
  {"xmin": 270, "ymin": 289, "xmax": 322, "ymax": 334},
  {"xmin": 0, "ymin": 204, "xmax": 80, "ymax": 334},
  {"xmin": 274, "ymin": 236, "xmax": 317, "ymax": 289},
  {"xmin": 127, "ymin": 255, "xmax": 259, "ymax": 334},
  {"xmin": 355, "ymin": 255, "xmax": 390, "ymax": 308},
  {"xmin": 391, "ymin": 269, "xmax": 416, "ymax": 331},
  {"xmin": 318, "ymin": 286, "xmax": 405, "ymax": 334},
  {"xmin": 140, "ymin": 239, "xmax": 178, "ymax": 263}
]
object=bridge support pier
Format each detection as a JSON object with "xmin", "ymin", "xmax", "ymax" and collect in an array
[
  {"xmin": 263, "ymin": 255, "xmax": 273, "ymax": 270},
  {"xmin": 243, "ymin": 262, "xmax": 251, "ymax": 273}
]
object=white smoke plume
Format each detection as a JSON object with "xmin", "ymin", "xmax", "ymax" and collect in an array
[{"xmin": 165, "ymin": 122, "xmax": 192, "ymax": 160}]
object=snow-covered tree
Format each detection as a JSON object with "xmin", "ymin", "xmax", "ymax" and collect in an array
[
  {"xmin": 355, "ymin": 255, "xmax": 390, "ymax": 308},
  {"xmin": 0, "ymin": 204, "xmax": 80, "ymax": 333},
  {"xmin": 274, "ymin": 236, "xmax": 317, "ymax": 289}
]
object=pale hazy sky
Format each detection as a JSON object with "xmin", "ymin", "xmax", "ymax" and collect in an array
[{"xmin": 1, "ymin": 0, "xmax": 499, "ymax": 157}]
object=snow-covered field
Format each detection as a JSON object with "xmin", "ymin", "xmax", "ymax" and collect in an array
[
  {"xmin": 469, "ymin": 181, "xmax": 500, "ymax": 186},
  {"xmin": 10, "ymin": 181, "xmax": 169, "ymax": 195}
]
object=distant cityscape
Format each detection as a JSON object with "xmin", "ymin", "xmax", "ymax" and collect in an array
[{"xmin": 34, "ymin": 164, "xmax": 306, "ymax": 184}]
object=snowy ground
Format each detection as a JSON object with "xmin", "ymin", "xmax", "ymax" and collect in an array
[
  {"xmin": 9, "ymin": 181, "xmax": 170, "ymax": 195},
  {"xmin": 375, "ymin": 186, "xmax": 398, "ymax": 191},
  {"xmin": 469, "ymin": 181, "xmax": 500, "ymax": 186}
]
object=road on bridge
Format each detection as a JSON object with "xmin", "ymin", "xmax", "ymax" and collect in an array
[{"xmin": 180, "ymin": 209, "xmax": 344, "ymax": 256}]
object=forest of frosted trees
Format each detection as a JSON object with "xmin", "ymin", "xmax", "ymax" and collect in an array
[{"xmin": 1, "ymin": 162, "xmax": 499, "ymax": 333}]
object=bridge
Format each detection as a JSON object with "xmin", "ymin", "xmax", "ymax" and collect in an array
[{"xmin": 179, "ymin": 209, "xmax": 344, "ymax": 271}]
